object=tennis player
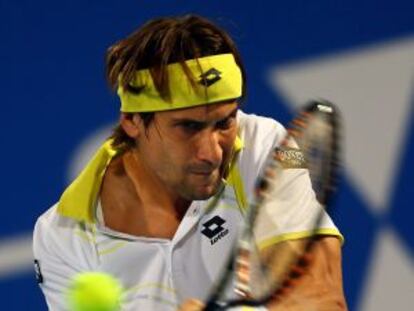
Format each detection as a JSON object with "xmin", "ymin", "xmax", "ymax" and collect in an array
[{"xmin": 33, "ymin": 15, "xmax": 347, "ymax": 310}]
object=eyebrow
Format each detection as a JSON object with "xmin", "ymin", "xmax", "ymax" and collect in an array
[{"xmin": 171, "ymin": 107, "xmax": 238, "ymax": 124}]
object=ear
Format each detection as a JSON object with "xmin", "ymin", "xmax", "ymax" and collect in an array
[{"xmin": 120, "ymin": 113, "xmax": 142, "ymax": 139}]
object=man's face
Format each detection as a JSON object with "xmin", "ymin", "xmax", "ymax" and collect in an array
[{"xmin": 134, "ymin": 101, "xmax": 238, "ymax": 201}]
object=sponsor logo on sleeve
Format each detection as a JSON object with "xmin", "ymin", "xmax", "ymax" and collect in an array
[{"xmin": 34, "ymin": 259, "xmax": 43, "ymax": 284}]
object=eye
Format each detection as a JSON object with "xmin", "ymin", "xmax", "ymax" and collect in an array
[
  {"xmin": 178, "ymin": 121, "xmax": 205, "ymax": 132},
  {"xmin": 216, "ymin": 116, "xmax": 235, "ymax": 130}
]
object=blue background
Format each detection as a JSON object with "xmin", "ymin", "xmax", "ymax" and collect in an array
[{"xmin": 1, "ymin": 1, "xmax": 413, "ymax": 310}]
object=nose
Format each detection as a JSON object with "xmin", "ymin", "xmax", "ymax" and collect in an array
[{"xmin": 195, "ymin": 130, "xmax": 223, "ymax": 167}]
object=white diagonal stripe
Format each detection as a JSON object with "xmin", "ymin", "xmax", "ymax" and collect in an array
[
  {"xmin": 0, "ymin": 234, "xmax": 34, "ymax": 277},
  {"xmin": 358, "ymin": 228, "xmax": 414, "ymax": 311}
]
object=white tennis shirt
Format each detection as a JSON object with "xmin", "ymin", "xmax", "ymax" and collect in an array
[{"xmin": 33, "ymin": 111, "xmax": 341, "ymax": 311}]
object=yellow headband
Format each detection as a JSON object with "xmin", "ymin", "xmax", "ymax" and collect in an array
[{"xmin": 117, "ymin": 53, "xmax": 243, "ymax": 112}]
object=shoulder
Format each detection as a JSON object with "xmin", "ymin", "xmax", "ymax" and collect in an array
[
  {"xmin": 34, "ymin": 204, "xmax": 82, "ymax": 240},
  {"xmin": 237, "ymin": 110, "xmax": 286, "ymax": 150},
  {"xmin": 33, "ymin": 204, "xmax": 97, "ymax": 268}
]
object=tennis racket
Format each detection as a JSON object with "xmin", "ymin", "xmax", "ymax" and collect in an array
[{"xmin": 204, "ymin": 99, "xmax": 341, "ymax": 310}]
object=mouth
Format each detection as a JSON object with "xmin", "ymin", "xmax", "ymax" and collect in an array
[
  {"xmin": 186, "ymin": 169, "xmax": 223, "ymax": 197},
  {"xmin": 190, "ymin": 170, "xmax": 216, "ymax": 177},
  {"xmin": 191, "ymin": 169, "xmax": 213, "ymax": 173},
  {"xmin": 189, "ymin": 166, "xmax": 222, "ymax": 178},
  {"xmin": 189, "ymin": 164, "xmax": 220, "ymax": 175}
]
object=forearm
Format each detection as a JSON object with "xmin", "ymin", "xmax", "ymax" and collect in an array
[{"xmin": 266, "ymin": 237, "xmax": 348, "ymax": 311}]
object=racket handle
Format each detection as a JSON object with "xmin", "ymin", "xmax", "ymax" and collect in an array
[{"xmin": 203, "ymin": 301, "xmax": 224, "ymax": 311}]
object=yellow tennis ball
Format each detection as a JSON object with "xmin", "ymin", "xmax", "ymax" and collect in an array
[{"xmin": 66, "ymin": 272, "xmax": 123, "ymax": 311}]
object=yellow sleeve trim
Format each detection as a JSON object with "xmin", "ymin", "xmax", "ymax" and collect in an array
[{"xmin": 258, "ymin": 228, "xmax": 344, "ymax": 250}]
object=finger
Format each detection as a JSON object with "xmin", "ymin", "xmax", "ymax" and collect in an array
[{"xmin": 177, "ymin": 299, "xmax": 205, "ymax": 311}]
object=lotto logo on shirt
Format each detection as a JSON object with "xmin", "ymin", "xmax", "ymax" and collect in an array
[{"xmin": 201, "ymin": 215, "xmax": 229, "ymax": 245}]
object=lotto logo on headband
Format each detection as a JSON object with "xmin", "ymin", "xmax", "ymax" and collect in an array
[{"xmin": 199, "ymin": 68, "xmax": 222, "ymax": 87}]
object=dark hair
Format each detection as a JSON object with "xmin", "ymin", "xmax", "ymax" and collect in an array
[{"xmin": 106, "ymin": 14, "xmax": 246, "ymax": 150}]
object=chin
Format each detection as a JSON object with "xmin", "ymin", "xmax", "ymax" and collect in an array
[
  {"xmin": 193, "ymin": 190, "xmax": 217, "ymax": 200},
  {"xmin": 180, "ymin": 172, "xmax": 223, "ymax": 200},
  {"xmin": 186, "ymin": 181, "xmax": 222, "ymax": 201}
]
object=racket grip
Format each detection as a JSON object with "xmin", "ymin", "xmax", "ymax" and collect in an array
[{"xmin": 203, "ymin": 301, "xmax": 224, "ymax": 311}]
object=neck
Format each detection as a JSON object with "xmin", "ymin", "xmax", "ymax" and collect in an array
[
  {"xmin": 99, "ymin": 150, "xmax": 190, "ymax": 238},
  {"xmin": 122, "ymin": 149, "xmax": 191, "ymax": 216}
]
